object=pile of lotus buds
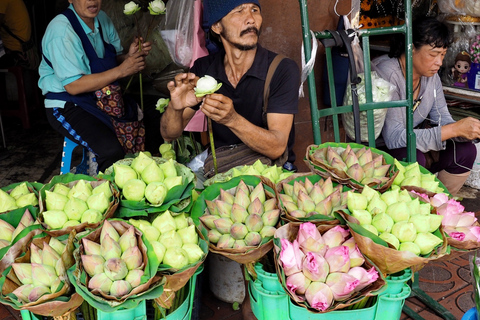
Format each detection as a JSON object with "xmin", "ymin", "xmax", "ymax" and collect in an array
[
  {"xmin": 346, "ymin": 185, "xmax": 444, "ymax": 256},
  {"xmin": 278, "ymin": 223, "xmax": 379, "ymax": 311},
  {"xmin": 129, "ymin": 211, "xmax": 205, "ymax": 270},
  {"xmin": 200, "ymin": 180, "xmax": 280, "ymax": 249},
  {"xmin": 392, "ymin": 161, "xmax": 444, "ymax": 194},
  {"xmin": 81, "ymin": 220, "xmax": 145, "ymax": 298},
  {"xmin": 41, "ymin": 180, "xmax": 113, "ymax": 229},
  {"xmin": 309, "ymin": 145, "xmax": 393, "ymax": 186},
  {"xmin": 0, "ymin": 182, "xmax": 38, "ymax": 213},
  {"xmin": 113, "ymin": 152, "xmax": 182, "ymax": 205},
  {"xmin": 0, "ymin": 210, "xmax": 38, "ymax": 249},
  {"xmin": 279, "ymin": 177, "xmax": 348, "ymax": 219},
  {"xmin": 11, "ymin": 238, "xmax": 68, "ymax": 303}
]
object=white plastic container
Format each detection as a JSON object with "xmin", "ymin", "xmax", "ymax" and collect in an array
[{"xmin": 208, "ymin": 253, "xmax": 246, "ymax": 303}]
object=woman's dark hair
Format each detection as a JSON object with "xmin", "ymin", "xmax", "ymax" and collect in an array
[{"xmin": 389, "ymin": 17, "xmax": 452, "ymax": 58}]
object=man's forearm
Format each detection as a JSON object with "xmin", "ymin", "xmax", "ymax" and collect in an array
[{"xmin": 160, "ymin": 105, "xmax": 188, "ymax": 141}]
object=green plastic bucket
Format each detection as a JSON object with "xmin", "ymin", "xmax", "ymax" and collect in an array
[
  {"xmin": 288, "ymin": 297, "xmax": 378, "ymax": 320},
  {"xmin": 384, "ymin": 268, "xmax": 412, "ymax": 295},
  {"xmin": 20, "ymin": 310, "xmax": 42, "ymax": 320},
  {"xmin": 97, "ymin": 300, "xmax": 147, "ymax": 320},
  {"xmin": 254, "ymin": 262, "xmax": 283, "ymax": 292},
  {"xmin": 249, "ymin": 279, "xmax": 289, "ymax": 320},
  {"xmin": 374, "ymin": 283, "xmax": 411, "ymax": 320}
]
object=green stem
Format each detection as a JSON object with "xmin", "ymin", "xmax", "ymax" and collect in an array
[
  {"xmin": 124, "ymin": 75, "xmax": 134, "ymax": 93},
  {"xmin": 208, "ymin": 117, "xmax": 217, "ymax": 174},
  {"xmin": 139, "ymin": 73, "xmax": 143, "ymax": 111}
]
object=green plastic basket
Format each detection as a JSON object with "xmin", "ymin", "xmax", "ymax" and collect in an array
[
  {"xmin": 384, "ymin": 268, "xmax": 412, "ymax": 295},
  {"xmin": 249, "ymin": 279, "xmax": 290, "ymax": 320},
  {"xmin": 374, "ymin": 283, "xmax": 411, "ymax": 320},
  {"xmin": 20, "ymin": 310, "xmax": 42, "ymax": 320},
  {"xmin": 97, "ymin": 300, "xmax": 146, "ymax": 320},
  {"xmin": 254, "ymin": 262, "xmax": 283, "ymax": 292}
]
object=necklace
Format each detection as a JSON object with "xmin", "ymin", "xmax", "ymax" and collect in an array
[{"xmin": 398, "ymin": 58, "xmax": 421, "ymax": 96}]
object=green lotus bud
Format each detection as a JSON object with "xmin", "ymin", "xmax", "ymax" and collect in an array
[
  {"xmin": 380, "ymin": 189, "xmax": 399, "ymax": 206},
  {"xmin": 408, "ymin": 214, "xmax": 430, "ymax": 233},
  {"xmin": 83, "ymin": 238, "xmax": 101, "ymax": 256},
  {"xmin": 11, "ymin": 222, "xmax": 26, "ymax": 242},
  {"xmin": 308, "ymin": 184, "xmax": 326, "ymax": 205},
  {"xmin": 217, "ymin": 190, "xmax": 234, "ymax": 207},
  {"xmin": 233, "ymin": 240, "xmax": 247, "ymax": 249},
  {"xmin": 129, "ymin": 219, "xmax": 151, "ymax": 230},
  {"xmin": 82, "ymin": 254, "xmax": 105, "ymax": 277},
  {"xmin": 92, "ymin": 181, "xmax": 113, "ymax": 199},
  {"xmin": 208, "ymin": 229, "xmax": 222, "ymax": 243},
  {"xmin": 293, "ymin": 181, "xmax": 308, "ymax": 199},
  {"xmin": 162, "ymin": 150, "xmax": 176, "ymax": 160},
  {"xmin": 250, "ymin": 183, "xmax": 266, "ymax": 204},
  {"xmin": 48, "ymin": 237, "xmax": 65, "ymax": 256},
  {"xmin": 418, "ymin": 203, "xmax": 431, "ymax": 216},
  {"xmin": 159, "ymin": 143, "xmax": 173, "ymax": 155},
  {"xmin": 399, "ymin": 242, "xmax": 421, "ymax": 256},
  {"xmin": 122, "ymin": 179, "xmax": 146, "ymax": 202},
  {"xmin": 101, "ymin": 219, "xmax": 120, "ymax": 242},
  {"xmin": 347, "ymin": 192, "xmax": 368, "ymax": 211},
  {"xmin": 263, "ymin": 198, "xmax": 277, "ymax": 212},
  {"xmin": 230, "ymin": 223, "xmax": 248, "ymax": 240},
  {"xmin": 391, "ymin": 221, "xmax": 417, "ymax": 242},
  {"xmin": 217, "ymin": 234, "xmax": 235, "ymax": 248},
  {"xmin": 260, "ymin": 225, "xmax": 276, "ymax": 238},
  {"xmin": 159, "ymin": 158, "xmax": 177, "ymax": 178},
  {"xmin": 313, "ymin": 196, "xmax": 331, "ymax": 216},
  {"xmin": 421, "ymin": 180, "xmax": 439, "ymax": 193},
  {"xmin": 159, "ymin": 230, "xmax": 183, "ymax": 248},
  {"xmin": 289, "ymin": 210, "xmax": 307, "ymax": 218},
  {"xmin": 18, "ymin": 210, "xmax": 35, "ymax": 227},
  {"xmin": 45, "ymin": 190, "xmax": 68, "ymax": 211},
  {"xmin": 114, "ymin": 164, "xmax": 138, "ymax": 189},
  {"xmin": 297, "ymin": 191, "xmax": 315, "ymax": 213},
  {"xmin": 429, "ymin": 214, "xmax": 443, "ymax": 232},
  {"xmin": 0, "ymin": 189, "xmax": 17, "ymax": 213},
  {"xmin": 205, "ymin": 199, "xmax": 218, "ymax": 216},
  {"xmin": 398, "ymin": 189, "xmax": 412, "ymax": 202},
  {"xmin": 144, "ymin": 182, "xmax": 167, "ymax": 206},
  {"xmin": 262, "ymin": 209, "xmax": 280, "ymax": 227},
  {"xmin": 392, "ymin": 170, "xmax": 405, "ymax": 186},
  {"xmin": 245, "ymin": 214, "xmax": 263, "ymax": 232},
  {"xmin": 81, "ymin": 209, "xmax": 103, "ymax": 224},
  {"xmin": 32, "ymin": 263, "xmax": 57, "ymax": 288},
  {"xmin": 88, "ymin": 273, "xmax": 113, "ymax": 294},
  {"xmin": 231, "ymin": 204, "xmax": 249, "ymax": 223},
  {"xmin": 373, "ymin": 164, "xmax": 391, "ymax": 178},
  {"xmin": 406, "ymin": 198, "xmax": 420, "ymax": 215},
  {"xmin": 55, "ymin": 258, "xmax": 67, "ymax": 278},
  {"xmin": 125, "ymin": 269, "xmax": 144, "ymax": 287},
  {"xmin": 213, "ymin": 218, "xmax": 233, "ymax": 234},
  {"xmin": 346, "ymin": 163, "xmax": 365, "ymax": 182},
  {"xmin": 50, "ymin": 278, "xmax": 64, "ymax": 293},
  {"xmin": 28, "ymin": 285, "xmax": 51, "ymax": 302},
  {"xmin": 64, "ymin": 197, "xmax": 88, "ymax": 221},
  {"xmin": 351, "ymin": 209, "xmax": 372, "ymax": 225},
  {"xmin": 343, "ymin": 148, "xmax": 359, "ymax": 168},
  {"xmin": 42, "ymin": 242, "xmax": 61, "ymax": 269},
  {"xmin": 378, "ymin": 232, "xmax": 400, "ymax": 250},
  {"xmin": 104, "ymin": 258, "xmax": 128, "ymax": 281},
  {"xmin": 53, "ymin": 183, "xmax": 71, "ymax": 196},
  {"xmin": 86, "ymin": 192, "xmax": 110, "ymax": 214},
  {"xmin": 177, "ymin": 225, "xmax": 198, "ymax": 245},
  {"xmin": 282, "ymin": 183, "xmax": 294, "ymax": 198},
  {"xmin": 362, "ymin": 224, "xmax": 378, "ymax": 236},
  {"xmin": 173, "ymin": 213, "xmax": 189, "ymax": 230},
  {"xmin": 16, "ymin": 193, "xmax": 38, "ymax": 208},
  {"xmin": 63, "ymin": 220, "xmax": 80, "ymax": 228},
  {"xmin": 386, "ymin": 202, "xmax": 410, "ymax": 222},
  {"xmin": 12, "ymin": 263, "xmax": 33, "ymax": 285},
  {"xmin": 141, "ymin": 162, "xmax": 164, "ymax": 185},
  {"xmin": 141, "ymin": 225, "xmax": 161, "ymax": 243},
  {"xmin": 247, "ymin": 198, "xmax": 264, "ymax": 215},
  {"xmin": 279, "ymin": 193, "xmax": 294, "ymax": 205},
  {"xmin": 131, "ymin": 151, "xmax": 154, "ymax": 174},
  {"xmin": 233, "ymin": 188, "xmax": 251, "ymax": 209},
  {"xmin": 414, "ymin": 232, "xmax": 443, "ymax": 255},
  {"xmin": 0, "ymin": 219, "xmax": 14, "ymax": 242},
  {"xmin": 372, "ymin": 212, "xmax": 394, "ymax": 233},
  {"xmin": 164, "ymin": 176, "xmax": 183, "ymax": 190},
  {"xmin": 121, "ymin": 246, "xmax": 143, "ymax": 270},
  {"xmin": 244, "ymin": 232, "xmax": 262, "ymax": 246},
  {"xmin": 401, "ymin": 176, "xmax": 421, "ymax": 188},
  {"xmin": 10, "ymin": 182, "xmax": 30, "ymax": 200},
  {"xmin": 163, "ymin": 247, "xmax": 189, "ymax": 269},
  {"xmin": 152, "ymin": 210, "xmax": 176, "ymax": 234},
  {"xmin": 67, "ymin": 180, "xmax": 93, "ymax": 201},
  {"xmin": 101, "ymin": 234, "xmax": 122, "ymax": 260},
  {"xmin": 262, "ymin": 166, "xmax": 280, "ymax": 182},
  {"xmin": 214, "ymin": 199, "xmax": 233, "ymax": 218},
  {"xmin": 194, "ymin": 75, "xmax": 222, "ymax": 97},
  {"xmin": 366, "ymin": 194, "xmax": 387, "ymax": 216},
  {"xmin": 151, "ymin": 240, "xmax": 166, "ymax": 263},
  {"xmin": 200, "ymin": 215, "xmax": 219, "ymax": 229},
  {"xmin": 29, "ymin": 243, "xmax": 42, "ymax": 265},
  {"xmin": 43, "ymin": 210, "xmax": 68, "ymax": 229},
  {"xmin": 182, "ymin": 243, "xmax": 204, "ymax": 264},
  {"xmin": 118, "ymin": 226, "xmax": 137, "ymax": 253},
  {"xmin": 12, "ymin": 284, "xmax": 34, "ymax": 302}
]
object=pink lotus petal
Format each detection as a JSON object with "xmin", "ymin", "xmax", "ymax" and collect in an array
[
  {"xmin": 430, "ymin": 193, "xmax": 449, "ymax": 207},
  {"xmin": 325, "ymin": 246, "xmax": 350, "ymax": 273},
  {"xmin": 348, "ymin": 266, "xmax": 379, "ymax": 291}
]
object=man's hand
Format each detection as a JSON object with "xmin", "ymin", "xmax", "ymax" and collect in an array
[
  {"xmin": 200, "ymin": 93, "xmax": 239, "ymax": 126},
  {"xmin": 167, "ymin": 73, "xmax": 202, "ymax": 111},
  {"xmin": 128, "ymin": 37, "xmax": 152, "ymax": 56},
  {"xmin": 443, "ymin": 116, "xmax": 480, "ymax": 141}
]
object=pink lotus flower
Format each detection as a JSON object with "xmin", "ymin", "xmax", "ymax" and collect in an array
[
  {"xmin": 286, "ymin": 272, "xmax": 311, "ymax": 296},
  {"xmin": 456, "ymin": 212, "xmax": 477, "ymax": 227},
  {"xmin": 411, "ymin": 191, "xmax": 429, "ymax": 202},
  {"xmin": 436, "ymin": 199, "xmax": 465, "ymax": 216},
  {"xmin": 322, "ymin": 226, "xmax": 350, "ymax": 249},
  {"xmin": 326, "ymin": 272, "xmax": 360, "ymax": 301},
  {"xmin": 347, "ymin": 266, "xmax": 379, "ymax": 291},
  {"xmin": 446, "ymin": 230, "xmax": 466, "ymax": 241},
  {"xmin": 430, "ymin": 193, "xmax": 449, "ymax": 207},
  {"xmin": 455, "ymin": 226, "xmax": 480, "ymax": 242},
  {"xmin": 348, "ymin": 246, "xmax": 365, "ymax": 268},
  {"xmin": 324, "ymin": 246, "xmax": 350, "ymax": 273},
  {"xmin": 439, "ymin": 210, "xmax": 477, "ymax": 228},
  {"xmin": 297, "ymin": 222, "xmax": 326, "ymax": 255},
  {"xmin": 302, "ymin": 251, "xmax": 329, "ymax": 282},
  {"xmin": 305, "ymin": 281, "xmax": 334, "ymax": 311},
  {"xmin": 280, "ymin": 238, "xmax": 305, "ymax": 276}
]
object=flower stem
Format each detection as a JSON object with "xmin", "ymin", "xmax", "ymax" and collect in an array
[
  {"xmin": 208, "ymin": 117, "xmax": 217, "ymax": 175},
  {"xmin": 139, "ymin": 73, "xmax": 143, "ymax": 110}
]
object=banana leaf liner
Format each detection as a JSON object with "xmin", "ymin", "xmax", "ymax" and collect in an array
[
  {"xmin": 101, "ymin": 157, "xmax": 196, "ymax": 217},
  {"xmin": 68, "ymin": 219, "xmax": 164, "ymax": 312},
  {"xmin": 304, "ymin": 143, "xmax": 399, "ymax": 193},
  {"xmin": 273, "ymin": 222, "xmax": 386, "ymax": 313},
  {"xmin": 38, "ymin": 174, "xmax": 120, "ymax": 237},
  {"xmin": 337, "ymin": 210, "xmax": 449, "ymax": 275},
  {"xmin": 276, "ymin": 172, "xmax": 348, "ymax": 226},
  {"xmin": 0, "ymin": 231, "xmax": 82, "ymax": 318},
  {"xmin": 1, "ymin": 181, "xmax": 43, "ymax": 214},
  {"xmin": 191, "ymin": 175, "xmax": 278, "ymax": 266},
  {"xmin": 0, "ymin": 207, "xmax": 43, "ymax": 262}
]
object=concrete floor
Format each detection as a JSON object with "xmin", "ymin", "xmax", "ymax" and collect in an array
[{"xmin": 0, "ymin": 107, "xmax": 479, "ymax": 320}]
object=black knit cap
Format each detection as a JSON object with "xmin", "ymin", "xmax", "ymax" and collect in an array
[{"xmin": 204, "ymin": 0, "xmax": 261, "ymax": 29}]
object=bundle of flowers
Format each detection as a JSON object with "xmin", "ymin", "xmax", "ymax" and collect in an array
[
  {"xmin": 0, "ymin": 208, "xmax": 42, "ymax": 258},
  {"xmin": 38, "ymin": 174, "xmax": 119, "ymax": 236},
  {"xmin": 274, "ymin": 222, "xmax": 385, "ymax": 312},
  {"xmin": 0, "ymin": 181, "xmax": 43, "ymax": 214},
  {"xmin": 392, "ymin": 160, "xmax": 446, "ymax": 195},
  {"xmin": 67, "ymin": 219, "xmax": 164, "ymax": 312}
]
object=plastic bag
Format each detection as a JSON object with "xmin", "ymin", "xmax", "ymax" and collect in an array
[
  {"xmin": 342, "ymin": 71, "xmax": 396, "ymax": 142},
  {"xmin": 438, "ymin": 0, "xmax": 480, "ymax": 17}
]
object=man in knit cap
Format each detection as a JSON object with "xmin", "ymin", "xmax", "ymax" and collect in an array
[{"xmin": 160, "ymin": 0, "xmax": 299, "ymax": 174}]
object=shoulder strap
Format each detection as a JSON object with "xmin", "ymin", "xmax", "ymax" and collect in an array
[
  {"xmin": 262, "ymin": 54, "xmax": 286, "ymax": 127},
  {"xmin": 0, "ymin": 24, "xmax": 25, "ymax": 44}
]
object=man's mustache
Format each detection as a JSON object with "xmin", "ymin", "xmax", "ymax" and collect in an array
[{"xmin": 240, "ymin": 27, "xmax": 259, "ymax": 36}]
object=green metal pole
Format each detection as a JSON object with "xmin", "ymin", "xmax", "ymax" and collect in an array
[{"xmin": 404, "ymin": 0, "xmax": 417, "ymax": 163}]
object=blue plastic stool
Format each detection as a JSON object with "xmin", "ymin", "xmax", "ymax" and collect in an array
[
  {"xmin": 462, "ymin": 308, "xmax": 477, "ymax": 320},
  {"xmin": 60, "ymin": 137, "xmax": 90, "ymax": 175}
]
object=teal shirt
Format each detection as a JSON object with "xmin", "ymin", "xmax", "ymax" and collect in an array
[{"xmin": 38, "ymin": 4, "xmax": 123, "ymax": 108}]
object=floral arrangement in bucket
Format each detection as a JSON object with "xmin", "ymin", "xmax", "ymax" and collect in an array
[{"xmin": 470, "ymin": 35, "xmax": 480, "ymax": 64}]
